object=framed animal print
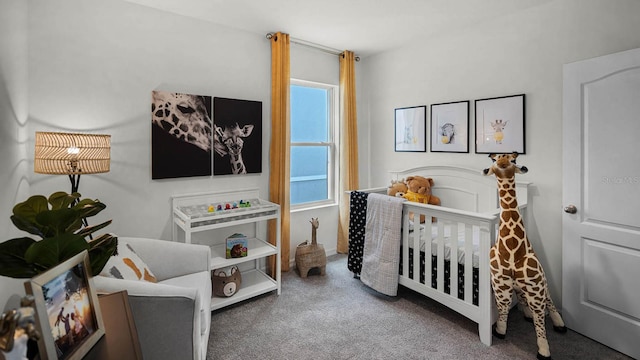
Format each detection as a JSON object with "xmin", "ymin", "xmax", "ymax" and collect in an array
[
  {"xmin": 151, "ymin": 90, "xmax": 213, "ymax": 179},
  {"xmin": 213, "ymin": 97, "xmax": 262, "ymax": 175},
  {"xmin": 475, "ymin": 94, "xmax": 525, "ymax": 154},
  {"xmin": 395, "ymin": 105, "xmax": 426, "ymax": 152},
  {"xmin": 430, "ymin": 100, "xmax": 469, "ymax": 153}
]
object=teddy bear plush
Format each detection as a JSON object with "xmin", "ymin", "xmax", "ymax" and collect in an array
[
  {"xmin": 403, "ymin": 175, "xmax": 441, "ymax": 222},
  {"xmin": 387, "ymin": 179, "xmax": 408, "ymax": 197}
]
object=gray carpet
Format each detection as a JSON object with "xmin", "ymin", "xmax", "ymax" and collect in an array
[{"xmin": 208, "ymin": 254, "xmax": 631, "ymax": 360}]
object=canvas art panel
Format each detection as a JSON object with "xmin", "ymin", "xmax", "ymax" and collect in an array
[
  {"xmin": 395, "ymin": 106, "xmax": 426, "ymax": 152},
  {"xmin": 25, "ymin": 251, "xmax": 105, "ymax": 360},
  {"xmin": 475, "ymin": 94, "xmax": 526, "ymax": 154},
  {"xmin": 151, "ymin": 90, "xmax": 213, "ymax": 179},
  {"xmin": 430, "ymin": 100, "xmax": 469, "ymax": 153},
  {"xmin": 213, "ymin": 97, "xmax": 262, "ymax": 175}
]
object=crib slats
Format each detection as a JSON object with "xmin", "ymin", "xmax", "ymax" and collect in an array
[
  {"xmin": 436, "ymin": 220, "xmax": 445, "ymax": 291},
  {"xmin": 464, "ymin": 224, "xmax": 474, "ymax": 305},
  {"xmin": 416, "ymin": 212, "xmax": 426, "ymax": 285},
  {"xmin": 450, "ymin": 223, "xmax": 459, "ymax": 299}
]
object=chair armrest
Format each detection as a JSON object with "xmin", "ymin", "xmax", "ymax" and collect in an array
[
  {"xmin": 117, "ymin": 237, "xmax": 211, "ymax": 280},
  {"xmin": 93, "ymin": 276, "xmax": 198, "ymax": 299}
]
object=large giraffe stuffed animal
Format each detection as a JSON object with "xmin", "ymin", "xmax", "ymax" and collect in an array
[{"xmin": 483, "ymin": 153, "xmax": 566, "ymax": 360}]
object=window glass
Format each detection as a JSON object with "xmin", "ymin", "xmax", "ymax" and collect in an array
[{"xmin": 289, "ymin": 81, "xmax": 336, "ymax": 206}]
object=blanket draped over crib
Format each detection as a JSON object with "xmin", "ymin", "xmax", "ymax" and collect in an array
[
  {"xmin": 360, "ymin": 193, "xmax": 405, "ymax": 296},
  {"xmin": 347, "ymin": 191, "xmax": 368, "ymax": 275}
]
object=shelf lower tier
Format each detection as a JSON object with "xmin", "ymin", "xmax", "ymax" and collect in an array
[
  {"xmin": 210, "ymin": 237, "xmax": 277, "ymax": 269},
  {"xmin": 210, "ymin": 269, "xmax": 277, "ymax": 310}
]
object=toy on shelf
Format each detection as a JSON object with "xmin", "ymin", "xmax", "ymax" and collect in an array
[{"xmin": 212, "ymin": 266, "xmax": 242, "ymax": 297}]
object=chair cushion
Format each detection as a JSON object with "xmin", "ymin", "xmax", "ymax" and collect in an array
[{"xmin": 100, "ymin": 240, "xmax": 157, "ymax": 282}]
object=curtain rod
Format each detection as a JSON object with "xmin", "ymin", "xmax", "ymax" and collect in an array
[{"xmin": 266, "ymin": 33, "xmax": 360, "ymax": 61}]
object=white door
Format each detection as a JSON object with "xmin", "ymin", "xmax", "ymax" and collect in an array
[{"xmin": 563, "ymin": 47, "xmax": 640, "ymax": 359}]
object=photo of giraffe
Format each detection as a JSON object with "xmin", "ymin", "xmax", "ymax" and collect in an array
[
  {"xmin": 213, "ymin": 97, "xmax": 262, "ymax": 175},
  {"xmin": 151, "ymin": 90, "xmax": 213, "ymax": 179},
  {"xmin": 474, "ymin": 94, "xmax": 525, "ymax": 154}
]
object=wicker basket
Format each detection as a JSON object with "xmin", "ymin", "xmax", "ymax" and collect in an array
[{"xmin": 295, "ymin": 242, "xmax": 326, "ymax": 278}]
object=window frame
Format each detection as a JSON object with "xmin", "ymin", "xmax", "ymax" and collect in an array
[{"xmin": 289, "ymin": 78, "xmax": 339, "ymax": 210}]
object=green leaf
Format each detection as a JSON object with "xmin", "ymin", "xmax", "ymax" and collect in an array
[
  {"xmin": 35, "ymin": 208, "xmax": 79, "ymax": 237},
  {"xmin": 88, "ymin": 234, "xmax": 118, "ymax": 275},
  {"xmin": 73, "ymin": 198, "xmax": 107, "ymax": 219},
  {"xmin": 10, "ymin": 214, "xmax": 44, "ymax": 238},
  {"xmin": 48, "ymin": 191, "xmax": 80, "ymax": 210},
  {"xmin": 76, "ymin": 220, "xmax": 113, "ymax": 238},
  {"xmin": 10, "ymin": 195, "xmax": 49, "ymax": 236},
  {"xmin": 0, "ymin": 238, "xmax": 40, "ymax": 278},
  {"xmin": 24, "ymin": 233, "xmax": 89, "ymax": 269}
]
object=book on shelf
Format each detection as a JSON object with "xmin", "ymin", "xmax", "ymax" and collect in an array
[{"xmin": 226, "ymin": 233, "xmax": 248, "ymax": 258}]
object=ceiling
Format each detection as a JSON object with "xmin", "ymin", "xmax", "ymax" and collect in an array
[{"xmin": 124, "ymin": 0, "xmax": 550, "ymax": 58}]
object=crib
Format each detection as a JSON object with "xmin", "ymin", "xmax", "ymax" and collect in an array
[{"xmin": 349, "ymin": 165, "xmax": 530, "ymax": 346}]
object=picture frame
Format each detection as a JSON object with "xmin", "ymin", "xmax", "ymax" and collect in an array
[
  {"xmin": 475, "ymin": 94, "xmax": 526, "ymax": 154},
  {"xmin": 430, "ymin": 100, "xmax": 470, "ymax": 153},
  {"xmin": 395, "ymin": 105, "xmax": 426, "ymax": 152},
  {"xmin": 25, "ymin": 251, "xmax": 105, "ymax": 360}
]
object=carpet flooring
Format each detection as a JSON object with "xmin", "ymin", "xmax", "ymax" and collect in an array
[{"xmin": 208, "ymin": 254, "xmax": 632, "ymax": 360}]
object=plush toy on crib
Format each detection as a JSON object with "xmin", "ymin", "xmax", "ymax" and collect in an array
[
  {"xmin": 387, "ymin": 179, "xmax": 408, "ymax": 197},
  {"xmin": 403, "ymin": 176, "xmax": 440, "ymax": 222}
]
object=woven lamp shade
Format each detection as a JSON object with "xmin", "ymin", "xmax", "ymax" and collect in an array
[{"xmin": 34, "ymin": 132, "xmax": 111, "ymax": 175}]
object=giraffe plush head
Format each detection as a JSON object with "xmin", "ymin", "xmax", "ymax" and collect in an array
[{"xmin": 482, "ymin": 152, "xmax": 528, "ymax": 178}]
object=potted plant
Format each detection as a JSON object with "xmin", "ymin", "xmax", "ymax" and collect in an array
[{"xmin": 0, "ymin": 191, "xmax": 117, "ymax": 278}]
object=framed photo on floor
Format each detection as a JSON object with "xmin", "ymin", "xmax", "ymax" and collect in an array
[
  {"xmin": 395, "ymin": 105, "xmax": 426, "ymax": 152},
  {"xmin": 430, "ymin": 100, "xmax": 469, "ymax": 153},
  {"xmin": 475, "ymin": 94, "xmax": 525, "ymax": 154},
  {"xmin": 25, "ymin": 251, "xmax": 105, "ymax": 360}
]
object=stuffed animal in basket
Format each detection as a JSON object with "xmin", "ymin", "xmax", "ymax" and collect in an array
[
  {"xmin": 403, "ymin": 175, "xmax": 441, "ymax": 222},
  {"xmin": 387, "ymin": 179, "xmax": 408, "ymax": 197}
]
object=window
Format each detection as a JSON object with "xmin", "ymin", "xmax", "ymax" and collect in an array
[{"xmin": 290, "ymin": 79, "xmax": 338, "ymax": 207}]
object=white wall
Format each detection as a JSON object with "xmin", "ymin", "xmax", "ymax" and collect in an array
[
  {"xmin": 0, "ymin": 0, "xmax": 31, "ymax": 309},
  {"xmin": 26, "ymin": 0, "xmax": 272, "ymax": 241},
  {"xmin": 359, "ymin": 0, "xmax": 640, "ymax": 306}
]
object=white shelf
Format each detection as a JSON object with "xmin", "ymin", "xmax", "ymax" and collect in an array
[
  {"xmin": 210, "ymin": 237, "xmax": 277, "ymax": 269},
  {"xmin": 171, "ymin": 189, "xmax": 281, "ymax": 312},
  {"xmin": 211, "ymin": 269, "xmax": 277, "ymax": 310}
]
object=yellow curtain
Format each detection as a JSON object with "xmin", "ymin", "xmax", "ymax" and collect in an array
[
  {"xmin": 337, "ymin": 50, "xmax": 359, "ymax": 254},
  {"xmin": 269, "ymin": 32, "xmax": 291, "ymax": 274}
]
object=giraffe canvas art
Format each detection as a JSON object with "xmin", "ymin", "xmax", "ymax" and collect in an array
[
  {"xmin": 483, "ymin": 153, "xmax": 566, "ymax": 360},
  {"xmin": 151, "ymin": 90, "xmax": 212, "ymax": 179},
  {"xmin": 213, "ymin": 97, "xmax": 262, "ymax": 175}
]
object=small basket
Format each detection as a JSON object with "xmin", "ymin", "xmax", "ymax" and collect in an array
[{"xmin": 212, "ymin": 266, "xmax": 242, "ymax": 297}]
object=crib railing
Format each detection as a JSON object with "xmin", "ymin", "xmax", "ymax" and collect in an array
[{"xmin": 399, "ymin": 201, "xmax": 498, "ymax": 346}]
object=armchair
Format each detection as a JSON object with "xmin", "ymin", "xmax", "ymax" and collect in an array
[{"xmin": 93, "ymin": 237, "xmax": 211, "ymax": 360}]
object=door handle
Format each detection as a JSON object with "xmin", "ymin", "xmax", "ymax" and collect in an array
[{"xmin": 564, "ymin": 205, "xmax": 577, "ymax": 214}]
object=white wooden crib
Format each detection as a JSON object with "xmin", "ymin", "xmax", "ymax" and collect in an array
[{"xmin": 351, "ymin": 165, "xmax": 530, "ymax": 346}]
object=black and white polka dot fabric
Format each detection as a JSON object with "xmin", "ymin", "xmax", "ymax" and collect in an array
[{"xmin": 347, "ymin": 191, "xmax": 368, "ymax": 276}]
